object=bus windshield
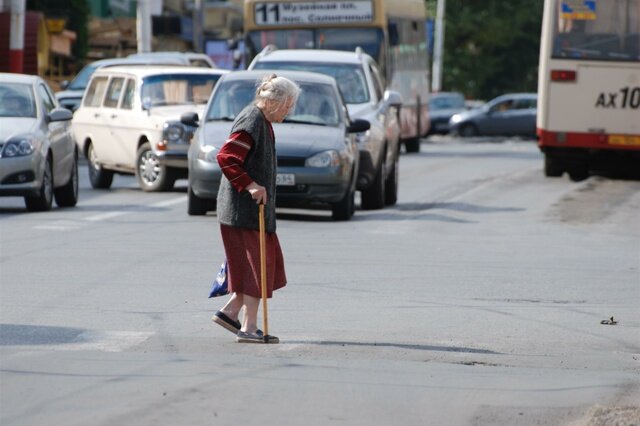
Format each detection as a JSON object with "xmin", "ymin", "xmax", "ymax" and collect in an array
[
  {"xmin": 552, "ymin": 0, "xmax": 639, "ymax": 62},
  {"xmin": 246, "ymin": 28, "xmax": 384, "ymax": 63}
]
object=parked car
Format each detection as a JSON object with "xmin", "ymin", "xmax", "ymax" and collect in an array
[
  {"xmin": 248, "ymin": 47, "xmax": 402, "ymax": 210},
  {"xmin": 127, "ymin": 51, "xmax": 216, "ymax": 68},
  {"xmin": 185, "ymin": 70, "xmax": 370, "ymax": 220},
  {"xmin": 427, "ymin": 92, "xmax": 466, "ymax": 135},
  {"xmin": 55, "ymin": 57, "xmax": 188, "ymax": 112},
  {"xmin": 449, "ymin": 93, "xmax": 538, "ymax": 137},
  {"xmin": 0, "ymin": 73, "xmax": 78, "ymax": 211},
  {"xmin": 72, "ymin": 66, "xmax": 226, "ymax": 191}
]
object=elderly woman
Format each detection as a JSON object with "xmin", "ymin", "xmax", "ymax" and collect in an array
[{"xmin": 212, "ymin": 74, "xmax": 300, "ymax": 344}]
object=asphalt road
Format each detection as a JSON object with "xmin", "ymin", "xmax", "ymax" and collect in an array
[{"xmin": 1, "ymin": 137, "xmax": 639, "ymax": 426}]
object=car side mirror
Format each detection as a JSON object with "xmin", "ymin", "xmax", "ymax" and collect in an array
[
  {"xmin": 142, "ymin": 97, "xmax": 152, "ymax": 111},
  {"xmin": 48, "ymin": 108, "xmax": 73, "ymax": 122},
  {"xmin": 60, "ymin": 80, "xmax": 69, "ymax": 90},
  {"xmin": 383, "ymin": 90, "xmax": 403, "ymax": 109},
  {"xmin": 348, "ymin": 118, "xmax": 370, "ymax": 133},
  {"xmin": 181, "ymin": 112, "xmax": 199, "ymax": 128}
]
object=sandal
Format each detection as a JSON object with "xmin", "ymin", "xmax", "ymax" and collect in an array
[
  {"xmin": 236, "ymin": 330, "xmax": 279, "ymax": 344},
  {"xmin": 212, "ymin": 311, "xmax": 241, "ymax": 334}
]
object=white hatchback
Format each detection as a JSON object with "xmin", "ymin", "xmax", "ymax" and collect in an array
[{"xmin": 72, "ymin": 66, "xmax": 226, "ymax": 191}]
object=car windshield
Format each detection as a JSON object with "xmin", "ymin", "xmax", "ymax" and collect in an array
[
  {"xmin": 429, "ymin": 94, "xmax": 465, "ymax": 110},
  {"xmin": 0, "ymin": 83, "xmax": 36, "ymax": 118},
  {"xmin": 488, "ymin": 96, "xmax": 537, "ymax": 112},
  {"xmin": 252, "ymin": 62, "xmax": 369, "ymax": 104},
  {"xmin": 67, "ymin": 63, "xmax": 100, "ymax": 91},
  {"xmin": 207, "ymin": 80, "xmax": 341, "ymax": 127},
  {"xmin": 141, "ymin": 74, "xmax": 222, "ymax": 107}
]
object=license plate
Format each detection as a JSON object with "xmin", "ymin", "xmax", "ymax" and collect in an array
[
  {"xmin": 608, "ymin": 135, "xmax": 640, "ymax": 146},
  {"xmin": 276, "ymin": 173, "xmax": 295, "ymax": 186}
]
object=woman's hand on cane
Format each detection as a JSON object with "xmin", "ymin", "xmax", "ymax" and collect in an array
[{"xmin": 246, "ymin": 182, "xmax": 267, "ymax": 205}]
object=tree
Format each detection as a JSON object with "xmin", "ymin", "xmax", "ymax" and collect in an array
[
  {"xmin": 428, "ymin": 0, "xmax": 544, "ymax": 100},
  {"xmin": 27, "ymin": 0, "xmax": 90, "ymax": 61}
]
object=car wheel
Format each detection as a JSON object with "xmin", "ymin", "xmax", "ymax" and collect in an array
[
  {"xmin": 361, "ymin": 158, "xmax": 386, "ymax": 210},
  {"xmin": 188, "ymin": 185, "xmax": 209, "ymax": 215},
  {"xmin": 331, "ymin": 186, "xmax": 355, "ymax": 221},
  {"xmin": 404, "ymin": 137, "xmax": 420, "ymax": 153},
  {"xmin": 544, "ymin": 153, "xmax": 564, "ymax": 178},
  {"xmin": 25, "ymin": 156, "xmax": 53, "ymax": 212},
  {"xmin": 88, "ymin": 142, "xmax": 114, "ymax": 189},
  {"xmin": 459, "ymin": 123, "xmax": 478, "ymax": 137},
  {"xmin": 54, "ymin": 151, "xmax": 79, "ymax": 207},
  {"xmin": 384, "ymin": 150, "xmax": 399, "ymax": 206},
  {"xmin": 136, "ymin": 142, "xmax": 174, "ymax": 192},
  {"xmin": 568, "ymin": 162, "xmax": 589, "ymax": 182}
]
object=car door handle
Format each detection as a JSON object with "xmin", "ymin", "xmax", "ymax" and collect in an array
[
  {"xmin": 93, "ymin": 113, "xmax": 100, "ymax": 118},
  {"xmin": 110, "ymin": 114, "xmax": 117, "ymax": 119}
]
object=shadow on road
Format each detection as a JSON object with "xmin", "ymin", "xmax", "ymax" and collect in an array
[
  {"xmin": 0, "ymin": 324, "xmax": 85, "ymax": 345},
  {"xmin": 284, "ymin": 339, "xmax": 501, "ymax": 355},
  {"xmin": 396, "ymin": 201, "xmax": 524, "ymax": 214}
]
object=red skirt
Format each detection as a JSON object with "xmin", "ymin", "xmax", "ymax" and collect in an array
[{"xmin": 220, "ymin": 224, "xmax": 287, "ymax": 298}]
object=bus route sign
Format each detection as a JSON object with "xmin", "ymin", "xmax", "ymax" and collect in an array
[
  {"xmin": 254, "ymin": 1, "xmax": 374, "ymax": 26},
  {"xmin": 560, "ymin": 0, "xmax": 596, "ymax": 20}
]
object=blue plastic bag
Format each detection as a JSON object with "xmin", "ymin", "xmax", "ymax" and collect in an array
[{"xmin": 208, "ymin": 260, "xmax": 229, "ymax": 298}]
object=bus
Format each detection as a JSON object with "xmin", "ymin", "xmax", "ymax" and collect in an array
[
  {"xmin": 243, "ymin": 0, "xmax": 431, "ymax": 151},
  {"xmin": 537, "ymin": 0, "xmax": 640, "ymax": 181}
]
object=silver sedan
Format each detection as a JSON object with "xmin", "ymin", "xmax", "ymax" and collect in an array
[
  {"xmin": 0, "ymin": 73, "xmax": 77, "ymax": 211},
  {"xmin": 186, "ymin": 70, "xmax": 370, "ymax": 221}
]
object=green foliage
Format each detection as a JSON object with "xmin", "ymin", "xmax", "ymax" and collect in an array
[
  {"xmin": 27, "ymin": 0, "xmax": 90, "ymax": 61},
  {"xmin": 427, "ymin": 0, "xmax": 544, "ymax": 100}
]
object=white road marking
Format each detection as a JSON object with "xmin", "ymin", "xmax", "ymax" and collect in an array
[
  {"xmin": 33, "ymin": 220, "xmax": 85, "ymax": 231},
  {"xmin": 83, "ymin": 196, "xmax": 186, "ymax": 222},
  {"xmin": 56, "ymin": 330, "xmax": 154, "ymax": 352},
  {"xmin": 31, "ymin": 196, "xmax": 186, "ymax": 231}
]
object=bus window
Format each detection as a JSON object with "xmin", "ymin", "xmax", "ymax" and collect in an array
[
  {"xmin": 246, "ymin": 30, "xmax": 315, "ymax": 59},
  {"xmin": 246, "ymin": 28, "xmax": 383, "ymax": 67},
  {"xmin": 315, "ymin": 28, "xmax": 383, "ymax": 60},
  {"xmin": 553, "ymin": 1, "xmax": 640, "ymax": 61}
]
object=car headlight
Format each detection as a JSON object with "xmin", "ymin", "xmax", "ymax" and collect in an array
[
  {"xmin": 1, "ymin": 138, "xmax": 35, "ymax": 158},
  {"xmin": 449, "ymin": 114, "xmax": 462, "ymax": 124},
  {"xmin": 305, "ymin": 150, "xmax": 341, "ymax": 168},
  {"xmin": 197, "ymin": 144, "xmax": 218, "ymax": 163},
  {"xmin": 163, "ymin": 124, "xmax": 184, "ymax": 142}
]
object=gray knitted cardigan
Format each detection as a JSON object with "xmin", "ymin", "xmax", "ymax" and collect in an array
[{"xmin": 216, "ymin": 103, "xmax": 277, "ymax": 232}]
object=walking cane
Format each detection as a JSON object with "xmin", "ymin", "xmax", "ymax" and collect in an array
[{"xmin": 258, "ymin": 204, "xmax": 270, "ymax": 343}]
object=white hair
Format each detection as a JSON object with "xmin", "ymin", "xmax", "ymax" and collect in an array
[{"xmin": 255, "ymin": 73, "xmax": 300, "ymax": 104}]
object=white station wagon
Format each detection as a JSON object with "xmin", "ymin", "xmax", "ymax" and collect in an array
[{"xmin": 72, "ymin": 65, "xmax": 226, "ymax": 191}]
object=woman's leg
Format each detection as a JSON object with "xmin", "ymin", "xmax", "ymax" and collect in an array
[
  {"xmin": 240, "ymin": 294, "xmax": 260, "ymax": 333},
  {"xmin": 219, "ymin": 292, "xmax": 243, "ymax": 321}
]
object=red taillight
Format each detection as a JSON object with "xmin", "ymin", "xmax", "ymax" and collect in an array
[{"xmin": 551, "ymin": 70, "xmax": 576, "ymax": 82}]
